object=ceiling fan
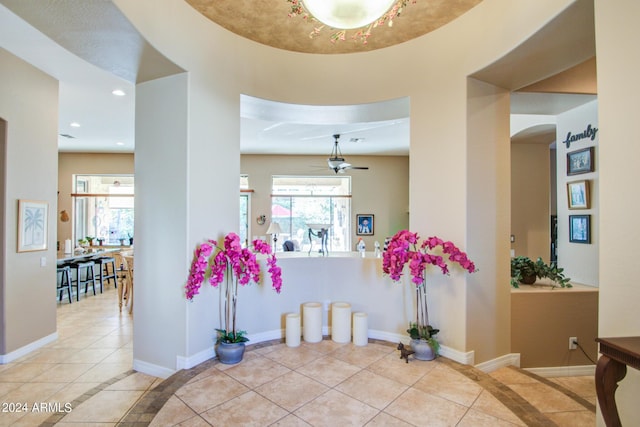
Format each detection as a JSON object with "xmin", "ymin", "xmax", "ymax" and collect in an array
[{"xmin": 327, "ymin": 134, "xmax": 369, "ymax": 174}]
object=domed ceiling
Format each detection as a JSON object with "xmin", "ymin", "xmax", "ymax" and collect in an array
[{"xmin": 185, "ymin": 0, "xmax": 483, "ymax": 54}]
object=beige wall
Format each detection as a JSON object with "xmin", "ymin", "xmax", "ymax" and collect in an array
[
  {"xmin": 113, "ymin": 0, "xmax": 580, "ymax": 373},
  {"xmin": 241, "ymin": 154, "xmax": 410, "ymax": 251},
  {"xmin": 0, "ymin": 48, "xmax": 58, "ymax": 358},
  {"xmin": 466, "ymin": 78, "xmax": 512, "ymax": 363},
  {"xmin": 511, "ymin": 142, "xmax": 552, "ymax": 262},
  {"xmin": 57, "ymin": 152, "xmax": 134, "ymax": 245},
  {"xmin": 595, "ymin": 1, "xmax": 640, "ymax": 424},
  {"xmin": 512, "ymin": 286, "xmax": 598, "ymax": 368}
]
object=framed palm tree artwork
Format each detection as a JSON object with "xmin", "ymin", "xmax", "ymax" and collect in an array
[{"xmin": 18, "ymin": 199, "xmax": 48, "ymax": 252}]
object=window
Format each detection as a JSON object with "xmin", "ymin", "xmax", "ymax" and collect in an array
[
  {"xmin": 272, "ymin": 176, "xmax": 351, "ymax": 252},
  {"xmin": 240, "ymin": 174, "xmax": 251, "ymax": 247},
  {"xmin": 73, "ymin": 175, "xmax": 134, "ymax": 245}
]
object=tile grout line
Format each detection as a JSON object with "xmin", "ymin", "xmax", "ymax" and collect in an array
[
  {"xmin": 39, "ymin": 369, "xmax": 137, "ymax": 426},
  {"xmin": 439, "ymin": 358, "xmax": 559, "ymax": 427},
  {"xmin": 506, "ymin": 365, "xmax": 596, "ymax": 413}
]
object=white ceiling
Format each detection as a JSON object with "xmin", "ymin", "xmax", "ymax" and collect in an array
[{"xmin": 0, "ymin": 2, "xmax": 596, "ymax": 157}]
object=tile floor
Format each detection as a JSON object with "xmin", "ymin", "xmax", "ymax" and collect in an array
[{"xmin": 0, "ymin": 283, "xmax": 597, "ymax": 426}]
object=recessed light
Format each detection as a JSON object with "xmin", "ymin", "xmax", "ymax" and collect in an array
[
  {"xmin": 70, "ymin": 122, "xmax": 80, "ymax": 127},
  {"xmin": 112, "ymin": 89, "xmax": 126, "ymax": 96},
  {"xmin": 116, "ymin": 141, "xmax": 125, "ymax": 146}
]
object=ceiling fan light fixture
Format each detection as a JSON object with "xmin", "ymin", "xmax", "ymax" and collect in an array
[
  {"xmin": 301, "ymin": 0, "xmax": 396, "ymax": 30},
  {"xmin": 328, "ymin": 158, "xmax": 345, "ymax": 169},
  {"xmin": 326, "ymin": 133, "xmax": 369, "ymax": 173}
]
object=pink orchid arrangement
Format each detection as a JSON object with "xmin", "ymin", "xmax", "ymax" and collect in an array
[
  {"xmin": 185, "ymin": 232, "xmax": 282, "ymax": 343},
  {"xmin": 382, "ymin": 230, "xmax": 476, "ymax": 349}
]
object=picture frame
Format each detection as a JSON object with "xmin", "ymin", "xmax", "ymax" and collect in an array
[
  {"xmin": 567, "ymin": 180, "xmax": 590, "ymax": 209},
  {"xmin": 17, "ymin": 199, "xmax": 48, "ymax": 252},
  {"xmin": 356, "ymin": 214, "xmax": 374, "ymax": 236},
  {"xmin": 567, "ymin": 147, "xmax": 595, "ymax": 175},
  {"xmin": 569, "ymin": 214, "xmax": 590, "ymax": 244}
]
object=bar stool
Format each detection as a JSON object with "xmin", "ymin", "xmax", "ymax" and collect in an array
[
  {"xmin": 56, "ymin": 265, "xmax": 73, "ymax": 303},
  {"xmin": 93, "ymin": 256, "xmax": 117, "ymax": 292},
  {"xmin": 70, "ymin": 260, "xmax": 97, "ymax": 300}
]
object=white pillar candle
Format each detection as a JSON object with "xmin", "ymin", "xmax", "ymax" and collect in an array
[
  {"xmin": 303, "ymin": 302, "xmax": 322, "ymax": 343},
  {"xmin": 331, "ymin": 302, "xmax": 352, "ymax": 343},
  {"xmin": 285, "ymin": 313, "xmax": 301, "ymax": 347},
  {"xmin": 352, "ymin": 312, "xmax": 368, "ymax": 346},
  {"xmin": 64, "ymin": 239, "xmax": 72, "ymax": 254}
]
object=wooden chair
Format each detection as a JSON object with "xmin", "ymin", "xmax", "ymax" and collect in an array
[
  {"xmin": 113, "ymin": 252, "xmax": 131, "ymax": 312},
  {"xmin": 122, "ymin": 254, "xmax": 134, "ymax": 314}
]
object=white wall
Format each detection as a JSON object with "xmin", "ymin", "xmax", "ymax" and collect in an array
[
  {"xmin": 556, "ymin": 100, "xmax": 598, "ymax": 285},
  {"xmin": 0, "ymin": 48, "xmax": 58, "ymax": 359}
]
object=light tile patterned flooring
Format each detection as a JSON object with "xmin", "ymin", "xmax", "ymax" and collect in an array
[{"xmin": 0, "ymin": 284, "xmax": 596, "ymax": 426}]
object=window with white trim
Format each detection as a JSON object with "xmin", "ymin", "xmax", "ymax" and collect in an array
[
  {"xmin": 271, "ymin": 176, "xmax": 351, "ymax": 252},
  {"xmin": 73, "ymin": 175, "xmax": 134, "ymax": 245}
]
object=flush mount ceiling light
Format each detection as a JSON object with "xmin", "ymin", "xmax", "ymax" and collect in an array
[
  {"xmin": 303, "ymin": 0, "xmax": 396, "ymax": 29},
  {"xmin": 112, "ymin": 89, "xmax": 126, "ymax": 96},
  {"xmin": 288, "ymin": 0, "xmax": 415, "ymax": 43}
]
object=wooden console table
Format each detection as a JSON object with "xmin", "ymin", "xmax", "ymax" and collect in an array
[{"xmin": 595, "ymin": 336, "xmax": 640, "ymax": 427}]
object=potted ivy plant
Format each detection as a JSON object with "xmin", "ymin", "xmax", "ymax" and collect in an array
[{"xmin": 510, "ymin": 256, "xmax": 571, "ymax": 288}]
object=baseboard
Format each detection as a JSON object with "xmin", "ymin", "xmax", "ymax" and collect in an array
[
  {"xmin": 525, "ymin": 365, "xmax": 595, "ymax": 377},
  {"xmin": 475, "ymin": 353, "xmax": 521, "ymax": 373},
  {"xmin": 368, "ymin": 329, "xmax": 406, "ymax": 344},
  {"xmin": 0, "ymin": 332, "xmax": 58, "ymax": 364},
  {"xmin": 440, "ymin": 345, "xmax": 475, "ymax": 365},
  {"xmin": 175, "ymin": 346, "xmax": 215, "ymax": 371},
  {"xmin": 173, "ymin": 329, "xmax": 284, "ymax": 373},
  {"xmin": 248, "ymin": 329, "xmax": 285, "ymax": 344},
  {"xmin": 134, "ymin": 358, "xmax": 178, "ymax": 379}
]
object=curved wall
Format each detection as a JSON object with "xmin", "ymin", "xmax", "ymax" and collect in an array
[{"xmin": 112, "ymin": 0, "xmax": 580, "ymax": 372}]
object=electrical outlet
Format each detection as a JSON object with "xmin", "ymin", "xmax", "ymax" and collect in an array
[{"xmin": 569, "ymin": 336, "xmax": 578, "ymax": 350}]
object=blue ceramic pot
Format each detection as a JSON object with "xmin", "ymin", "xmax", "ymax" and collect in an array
[
  {"xmin": 216, "ymin": 341, "xmax": 246, "ymax": 364},
  {"xmin": 410, "ymin": 339, "xmax": 436, "ymax": 361}
]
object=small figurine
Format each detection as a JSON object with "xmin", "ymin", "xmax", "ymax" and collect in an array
[
  {"xmin": 397, "ymin": 342, "xmax": 415, "ymax": 363},
  {"xmin": 357, "ymin": 238, "xmax": 366, "ymax": 257},
  {"xmin": 374, "ymin": 241, "xmax": 381, "ymax": 258}
]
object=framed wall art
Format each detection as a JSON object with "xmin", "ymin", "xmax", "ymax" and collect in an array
[
  {"xmin": 569, "ymin": 214, "xmax": 590, "ymax": 244},
  {"xmin": 567, "ymin": 147, "xmax": 595, "ymax": 175},
  {"xmin": 17, "ymin": 199, "xmax": 48, "ymax": 252},
  {"xmin": 356, "ymin": 214, "xmax": 374, "ymax": 236},
  {"xmin": 567, "ymin": 180, "xmax": 590, "ymax": 209}
]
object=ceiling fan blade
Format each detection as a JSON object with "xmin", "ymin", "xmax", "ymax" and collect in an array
[{"xmin": 346, "ymin": 166, "xmax": 369, "ymax": 170}]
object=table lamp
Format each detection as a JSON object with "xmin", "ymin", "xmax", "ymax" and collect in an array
[{"xmin": 266, "ymin": 222, "xmax": 282, "ymax": 252}]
